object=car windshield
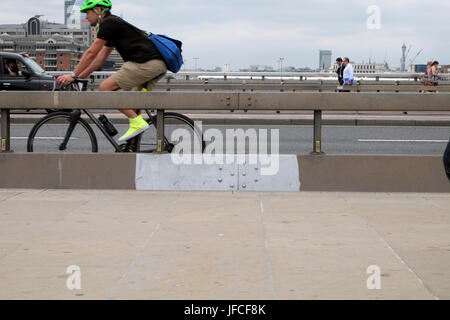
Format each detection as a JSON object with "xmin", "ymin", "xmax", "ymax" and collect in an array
[{"xmin": 23, "ymin": 57, "xmax": 45, "ymax": 75}]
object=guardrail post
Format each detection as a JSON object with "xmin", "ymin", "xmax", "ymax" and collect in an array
[
  {"xmin": 311, "ymin": 110, "xmax": 324, "ymax": 155},
  {"xmin": 1, "ymin": 109, "xmax": 11, "ymax": 153},
  {"xmin": 156, "ymin": 109, "xmax": 165, "ymax": 153}
]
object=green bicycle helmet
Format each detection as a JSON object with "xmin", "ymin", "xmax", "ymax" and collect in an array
[{"xmin": 80, "ymin": 0, "xmax": 112, "ymax": 13}]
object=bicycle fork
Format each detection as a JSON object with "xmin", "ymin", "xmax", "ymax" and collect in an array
[{"xmin": 59, "ymin": 110, "xmax": 81, "ymax": 151}]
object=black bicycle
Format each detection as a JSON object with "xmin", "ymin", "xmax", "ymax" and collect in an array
[{"xmin": 27, "ymin": 80, "xmax": 205, "ymax": 153}]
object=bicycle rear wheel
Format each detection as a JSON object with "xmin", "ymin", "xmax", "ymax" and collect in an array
[
  {"xmin": 27, "ymin": 111, "xmax": 98, "ymax": 152},
  {"xmin": 136, "ymin": 112, "xmax": 205, "ymax": 153}
]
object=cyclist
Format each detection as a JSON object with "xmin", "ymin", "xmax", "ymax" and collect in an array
[{"xmin": 56, "ymin": 0, "xmax": 167, "ymax": 142}]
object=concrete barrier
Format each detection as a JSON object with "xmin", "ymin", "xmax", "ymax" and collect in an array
[
  {"xmin": 0, "ymin": 153, "xmax": 135, "ymax": 189},
  {"xmin": 0, "ymin": 153, "xmax": 448, "ymax": 192}
]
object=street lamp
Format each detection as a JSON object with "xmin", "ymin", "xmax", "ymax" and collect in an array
[
  {"xmin": 278, "ymin": 57, "xmax": 285, "ymax": 76},
  {"xmin": 193, "ymin": 57, "xmax": 200, "ymax": 72}
]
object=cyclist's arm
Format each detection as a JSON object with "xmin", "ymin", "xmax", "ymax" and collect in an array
[
  {"xmin": 73, "ymin": 38, "xmax": 108, "ymax": 78},
  {"xmin": 77, "ymin": 46, "xmax": 114, "ymax": 79}
]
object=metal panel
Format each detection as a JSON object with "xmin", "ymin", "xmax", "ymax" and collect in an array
[
  {"xmin": 238, "ymin": 155, "xmax": 301, "ymax": 191},
  {"xmin": 135, "ymin": 154, "xmax": 238, "ymax": 191},
  {"xmin": 135, "ymin": 154, "xmax": 300, "ymax": 191}
]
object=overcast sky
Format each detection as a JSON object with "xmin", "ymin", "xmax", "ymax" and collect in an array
[{"xmin": 1, "ymin": 0, "xmax": 449, "ymax": 70}]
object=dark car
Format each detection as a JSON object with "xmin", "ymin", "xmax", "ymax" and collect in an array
[{"xmin": 0, "ymin": 52, "xmax": 55, "ymax": 91}]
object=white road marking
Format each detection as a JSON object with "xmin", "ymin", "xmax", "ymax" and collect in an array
[
  {"xmin": 358, "ymin": 139, "xmax": 448, "ymax": 143},
  {"xmin": 11, "ymin": 137, "xmax": 79, "ymax": 140}
]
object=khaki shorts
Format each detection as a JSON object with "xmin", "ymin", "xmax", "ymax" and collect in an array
[{"xmin": 112, "ymin": 59, "xmax": 167, "ymax": 91}]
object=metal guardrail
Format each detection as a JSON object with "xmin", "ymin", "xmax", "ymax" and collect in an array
[
  {"xmin": 1, "ymin": 91, "xmax": 450, "ymax": 154},
  {"xmin": 47, "ymin": 71, "xmax": 450, "ymax": 92},
  {"xmin": 47, "ymin": 71, "xmax": 450, "ymax": 83},
  {"xmin": 154, "ymin": 83, "xmax": 450, "ymax": 92},
  {"xmin": 173, "ymin": 71, "xmax": 450, "ymax": 82}
]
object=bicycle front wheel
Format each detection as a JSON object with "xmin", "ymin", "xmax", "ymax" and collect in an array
[
  {"xmin": 27, "ymin": 111, "xmax": 98, "ymax": 152},
  {"xmin": 136, "ymin": 112, "xmax": 205, "ymax": 153}
]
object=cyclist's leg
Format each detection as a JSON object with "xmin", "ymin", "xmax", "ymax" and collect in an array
[
  {"xmin": 145, "ymin": 71, "xmax": 167, "ymax": 91},
  {"xmin": 114, "ymin": 60, "xmax": 166, "ymax": 141},
  {"xmin": 99, "ymin": 75, "xmax": 138, "ymax": 119},
  {"xmin": 101, "ymin": 63, "xmax": 154, "ymax": 141}
]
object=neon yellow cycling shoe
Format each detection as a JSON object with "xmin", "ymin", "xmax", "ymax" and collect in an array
[{"xmin": 118, "ymin": 115, "xmax": 150, "ymax": 142}]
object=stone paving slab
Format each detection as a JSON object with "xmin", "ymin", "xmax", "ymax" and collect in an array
[{"xmin": 0, "ymin": 190, "xmax": 448, "ymax": 300}]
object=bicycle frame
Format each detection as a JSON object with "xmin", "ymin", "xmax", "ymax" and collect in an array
[
  {"xmin": 57, "ymin": 80, "xmax": 166, "ymax": 153},
  {"xmin": 61, "ymin": 109, "xmax": 158, "ymax": 153},
  {"xmin": 57, "ymin": 80, "xmax": 122, "ymax": 152},
  {"xmin": 59, "ymin": 108, "xmax": 122, "ymax": 152}
]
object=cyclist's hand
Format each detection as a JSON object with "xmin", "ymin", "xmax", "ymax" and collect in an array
[{"xmin": 56, "ymin": 74, "xmax": 75, "ymax": 88}]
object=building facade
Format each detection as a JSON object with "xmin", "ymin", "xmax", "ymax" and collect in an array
[
  {"xmin": 249, "ymin": 65, "xmax": 274, "ymax": 72},
  {"xmin": 331, "ymin": 62, "xmax": 388, "ymax": 74},
  {"xmin": 0, "ymin": 16, "xmax": 90, "ymax": 71},
  {"xmin": 408, "ymin": 64, "xmax": 427, "ymax": 73},
  {"xmin": 440, "ymin": 65, "xmax": 450, "ymax": 73}
]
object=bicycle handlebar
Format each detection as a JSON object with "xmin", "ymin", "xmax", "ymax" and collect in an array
[{"xmin": 53, "ymin": 77, "xmax": 89, "ymax": 92}]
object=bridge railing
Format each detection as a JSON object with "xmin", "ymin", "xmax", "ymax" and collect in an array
[
  {"xmin": 1, "ymin": 91, "xmax": 449, "ymax": 153},
  {"xmin": 153, "ymin": 83, "xmax": 450, "ymax": 92},
  {"xmin": 47, "ymin": 71, "xmax": 450, "ymax": 87}
]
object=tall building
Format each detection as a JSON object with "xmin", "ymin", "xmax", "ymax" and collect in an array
[
  {"xmin": 65, "ymin": 0, "xmax": 88, "ymax": 29},
  {"xmin": 64, "ymin": 0, "xmax": 76, "ymax": 25},
  {"xmin": 319, "ymin": 50, "xmax": 332, "ymax": 71},
  {"xmin": 0, "ymin": 16, "xmax": 90, "ymax": 71},
  {"xmin": 400, "ymin": 43, "xmax": 407, "ymax": 72}
]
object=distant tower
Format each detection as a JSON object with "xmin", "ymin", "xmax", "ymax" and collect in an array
[{"xmin": 400, "ymin": 43, "xmax": 407, "ymax": 72}]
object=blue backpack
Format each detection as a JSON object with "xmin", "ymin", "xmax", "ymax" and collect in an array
[{"xmin": 149, "ymin": 33, "xmax": 183, "ymax": 73}]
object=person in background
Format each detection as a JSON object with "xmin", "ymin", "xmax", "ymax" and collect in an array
[
  {"xmin": 425, "ymin": 61, "xmax": 432, "ymax": 77},
  {"xmin": 336, "ymin": 57, "xmax": 345, "ymax": 85},
  {"xmin": 423, "ymin": 61, "xmax": 432, "ymax": 86},
  {"xmin": 342, "ymin": 57, "xmax": 354, "ymax": 86},
  {"xmin": 5, "ymin": 59, "xmax": 18, "ymax": 76},
  {"xmin": 429, "ymin": 61, "xmax": 440, "ymax": 86}
]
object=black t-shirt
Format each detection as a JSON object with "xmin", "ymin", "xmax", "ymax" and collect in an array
[{"xmin": 97, "ymin": 14, "xmax": 162, "ymax": 63}]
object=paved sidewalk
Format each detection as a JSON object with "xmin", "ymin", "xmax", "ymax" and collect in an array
[{"xmin": 0, "ymin": 189, "xmax": 449, "ymax": 300}]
